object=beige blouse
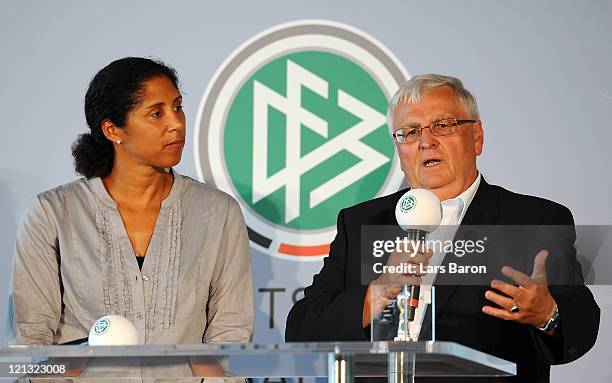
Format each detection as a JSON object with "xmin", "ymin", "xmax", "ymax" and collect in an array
[{"xmin": 7, "ymin": 172, "xmax": 254, "ymax": 346}]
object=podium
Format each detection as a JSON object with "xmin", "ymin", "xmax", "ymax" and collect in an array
[{"xmin": 0, "ymin": 341, "xmax": 515, "ymax": 381}]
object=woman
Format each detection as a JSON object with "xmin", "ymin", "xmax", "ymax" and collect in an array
[{"xmin": 8, "ymin": 57, "xmax": 254, "ymax": 352}]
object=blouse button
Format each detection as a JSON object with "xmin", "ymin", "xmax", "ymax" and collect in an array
[{"xmin": 142, "ymin": 275, "xmax": 150, "ymax": 281}]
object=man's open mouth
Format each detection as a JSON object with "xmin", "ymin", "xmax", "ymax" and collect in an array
[{"xmin": 423, "ymin": 159, "xmax": 442, "ymax": 167}]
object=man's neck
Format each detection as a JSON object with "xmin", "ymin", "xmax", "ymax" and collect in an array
[{"xmin": 431, "ymin": 172, "xmax": 479, "ymax": 202}]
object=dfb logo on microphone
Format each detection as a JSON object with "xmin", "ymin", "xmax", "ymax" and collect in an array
[
  {"xmin": 400, "ymin": 195, "xmax": 416, "ymax": 213},
  {"xmin": 93, "ymin": 319, "xmax": 110, "ymax": 335}
]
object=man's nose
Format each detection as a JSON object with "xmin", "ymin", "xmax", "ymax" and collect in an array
[{"xmin": 419, "ymin": 127, "xmax": 438, "ymax": 149}]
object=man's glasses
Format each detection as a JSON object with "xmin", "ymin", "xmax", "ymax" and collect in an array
[{"xmin": 392, "ymin": 118, "xmax": 478, "ymax": 144}]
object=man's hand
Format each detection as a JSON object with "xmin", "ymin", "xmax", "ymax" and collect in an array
[
  {"xmin": 482, "ymin": 250, "xmax": 557, "ymax": 330},
  {"xmin": 363, "ymin": 244, "xmax": 432, "ymax": 327}
]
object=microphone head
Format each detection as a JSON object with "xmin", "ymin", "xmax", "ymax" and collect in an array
[
  {"xmin": 395, "ymin": 188, "xmax": 442, "ymax": 233},
  {"xmin": 88, "ymin": 315, "xmax": 139, "ymax": 345}
]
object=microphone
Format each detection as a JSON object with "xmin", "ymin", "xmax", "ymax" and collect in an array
[
  {"xmin": 88, "ymin": 315, "xmax": 139, "ymax": 345},
  {"xmin": 394, "ymin": 188, "xmax": 442, "ymax": 340}
]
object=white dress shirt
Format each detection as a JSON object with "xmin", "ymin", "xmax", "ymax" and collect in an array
[{"xmin": 409, "ymin": 173, "xmax": 482, "ymax": 340}]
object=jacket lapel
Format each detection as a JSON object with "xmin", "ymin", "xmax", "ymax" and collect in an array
[
  {"xmin": 434, "ymin": 177, "xmax": 500, "ymax": 314},
  {"xmin": 460, "ymin": 177, "xmax": 499, "ymax": 226}
]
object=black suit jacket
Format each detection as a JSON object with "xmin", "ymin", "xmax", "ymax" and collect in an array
[{"xmin": 286, "ymin": 178, "xmax": 600, "ymax": 382}]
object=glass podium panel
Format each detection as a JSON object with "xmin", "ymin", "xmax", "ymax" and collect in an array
[
  {"xmin": 370, "ymin": 286, "xmax": 435, "ymax": 342},
  {"xmin": 0, "ymin": 342, "xmax": 515, "ymax": 381}
]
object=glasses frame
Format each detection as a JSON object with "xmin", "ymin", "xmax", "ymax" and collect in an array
[{"xmin": 391, "ymin": 118, "xmax": 478, "ymax": 144}]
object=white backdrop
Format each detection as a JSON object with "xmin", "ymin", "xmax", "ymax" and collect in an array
[{"xmin": 1, "ymin": 1, "xmax": 611, "ymax": 381}]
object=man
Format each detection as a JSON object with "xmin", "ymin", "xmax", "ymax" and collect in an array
[{"xmin": 285, "ymin": 74, "xmax": 599, "ymax": 382}]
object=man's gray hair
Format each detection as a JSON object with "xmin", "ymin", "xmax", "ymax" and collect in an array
[{"xmin": 387, "ymin": 74, "xmax": 480, "ymax": 131}]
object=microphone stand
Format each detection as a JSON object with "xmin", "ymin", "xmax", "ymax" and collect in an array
[{"xmin": 394, "ymin": 229, "xmax": 427, "ymax": 342}]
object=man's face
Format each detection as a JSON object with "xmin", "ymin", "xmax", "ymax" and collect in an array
[{"xmin": 391, "ymin": 86, "xmax": 484, "ymax": 201}]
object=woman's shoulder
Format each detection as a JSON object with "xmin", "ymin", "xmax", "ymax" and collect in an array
[
  {"xmin": 176, "ymin": 174, "xmax": 241, "ymax": 211},
  {"xmin": 19, "ymin": 178, "xmax": 98, "ymax": 231},
  {"xmin": 35, "ymin": 178, "xmax": 98, "ymax": 206}
]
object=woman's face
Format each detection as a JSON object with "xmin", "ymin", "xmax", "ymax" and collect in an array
[{"xmin": 118, "ymin": 76, "xmax": 186, "ymax": 169}]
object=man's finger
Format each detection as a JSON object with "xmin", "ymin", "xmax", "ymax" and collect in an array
[
  {"xmin": 482, "ymin": 305, "xmax": 517, "ymax": 321},
  {"xmin": 490, "ymin": 279, "xmax": 520, "ymax": 298},
  {"xmin": 501, "ymin": 266, "xmax": 533, "ymax": 287},
  {"xmin": 484, "ymin": 290, "xmax": 516, "ymax": 310},
  {"xmin": 380, "ymin": 273, "xmax": 421, "ymax": 286},
  {"xmin": 402, "ymin": 265, "xmax": 429, "ymax": 277},
  {"xmin": 377, "ymin": 286, "xmax": 401, "ymax": 301},
  {"xmin": 394, "ymin": 241, "xmax": 425, "ymax": 256},
  {"xmin": 530, "ymin": 250, "xmax": 549, "ymax": 284},
  {"xmin": 393, "ymin": 251, "xmax": 429, "ymax": 265},
  {"xmin": 385, "ymin": 286, "xmax": 402, "ymax": 297},
  {"xmin": 399, "ymin": 275, "xmax": 422, "ymax": 286}
]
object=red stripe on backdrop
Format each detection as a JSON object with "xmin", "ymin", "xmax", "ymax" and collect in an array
[{"xmin": 278, "ymin": 243, "xmax": 330, "ymax": 256}]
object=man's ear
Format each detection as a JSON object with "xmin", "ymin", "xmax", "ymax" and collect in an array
[{"xmin": 473, "ymin": 120, "xmax": 484, "ymax": 156}]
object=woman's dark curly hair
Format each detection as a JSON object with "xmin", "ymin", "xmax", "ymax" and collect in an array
[{"xmin": 71, "ymin": 57, "xmax": 180, "ymax": 179}]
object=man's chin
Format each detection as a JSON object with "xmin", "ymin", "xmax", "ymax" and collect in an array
[{"xmin": 417, "ymin": 176, "xmax": 451, "ymax": 191}]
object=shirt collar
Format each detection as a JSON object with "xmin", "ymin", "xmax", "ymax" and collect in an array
[
  {"xmin": 441, "ymin": 172, "xmax": 482, "ymax": 224},
  {"xmin": 91, "ymin": 169, "xmax": 184, "ymax": 209}
]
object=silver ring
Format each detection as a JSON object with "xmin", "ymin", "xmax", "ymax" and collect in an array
[{"xmin": 510, "ymin": 303, "xmax": 520, "ymax": 313}]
